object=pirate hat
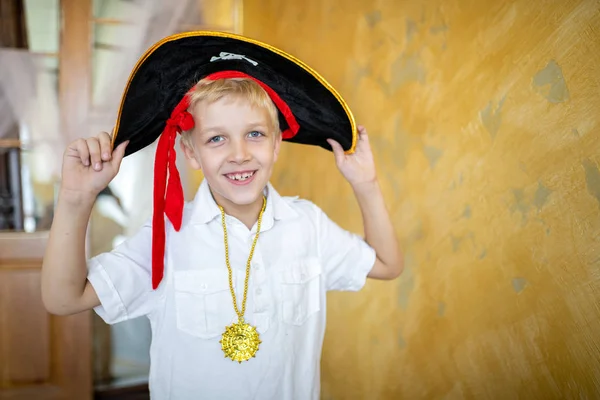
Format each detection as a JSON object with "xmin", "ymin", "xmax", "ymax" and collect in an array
[{"xmin": 110, "ymin": 31, "xmax": 358, "ymax": 289}]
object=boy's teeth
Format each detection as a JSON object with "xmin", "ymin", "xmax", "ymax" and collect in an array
[{"xmin": 228, "ymin": 171, "xmax": 254, "ymax": 181}]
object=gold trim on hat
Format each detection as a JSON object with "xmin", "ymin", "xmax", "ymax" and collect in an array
[{"xmin": 111, "ymin": 30, "xmax": 357, "ymax": 154}]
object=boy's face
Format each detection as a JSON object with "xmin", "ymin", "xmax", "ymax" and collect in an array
[{"xmin": 182, "ymin": 95, "xmax": 282, "ymax": 211}]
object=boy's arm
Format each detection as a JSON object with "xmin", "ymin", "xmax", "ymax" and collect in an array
[
  {"xmin": 42, "ymin": 132, "xmax": 128, "ymax": 315},
  {"xmin": 352, "ymin": 180, "xmax": 403, "ymax": 279},
  {"xmin": 42, "ymin": 191, "xmax": 100, "ymax": 315},
  {"xmin": 327, "ymin": 126, "xmax": 403, "ymax": 280}
]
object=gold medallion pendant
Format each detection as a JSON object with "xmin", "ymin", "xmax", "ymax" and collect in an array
[
  {"xmin": 218, "ymin": 196, "xmax": 267, "ymax": 363},
  {"xmin": 220, "ymin": 318, "xmax": 261, "ymax": 363}
]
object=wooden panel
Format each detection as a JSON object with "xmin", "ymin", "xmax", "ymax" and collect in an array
[
  {"xmin": 0, "ymin": 140, "xmax": 21, "ymax": 148},
  {"xmin": 0, "ymin": 385, "xmax": 62, "ymax": 400},
  {"xmin": 0, "ymin": 232, "xmax": 48, "ymax": 262},
  {"xmin": 50, "ymin": 0, "xmax": 94, "ymax": 395},
  {"xmin": 0, "ymin": 233, "xmax": 49, "ymax": 391},
  {"xmin": 0, "ymin": 270, "xmax": 50, "ymax": 383},
  {"xmin": 0, "ymin": 0, "xmax": 27, "ymax": 48},
  {"xmin": 53, "ymin": 312, "xmax": 92, "ymax": 399},
  {"xmin": 243, "ymin": 0, "xmax": 600, "ymax": 399},
  {"xmin": 59, "ymin": 0, "xmax": 92, "ymax": 143},
  {"xmin": 0, "ymin": 232, "xmax": 93, "ymax": 399}
]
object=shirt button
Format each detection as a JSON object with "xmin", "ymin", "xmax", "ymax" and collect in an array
[
  {"xmin": 201, "ymin": 283, "xmax": 207, "ymax": 290},
  {"xmin": 256, "ymin": 288, "xmax": 262, "ymax": 295}
]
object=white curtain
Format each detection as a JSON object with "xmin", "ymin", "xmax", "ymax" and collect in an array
[
  {"xmin": 0, "ymin": 49, "xmax": 62, "ymax": 184},
  {"xmin": 91, "ymin": 0, "xmax": 200, "ymax": 236},
  {"xmin": 0, "ymin": 0, "xmax": 202, "ymax": 233}
]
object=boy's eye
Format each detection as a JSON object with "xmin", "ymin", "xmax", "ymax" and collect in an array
[
  {"xmin": 248, "ymin": 130, "xmax": 264, "ymax": 138},
  {"xmin": 209, "ymin": 136, "xmax": 224, "ymax": 143}
]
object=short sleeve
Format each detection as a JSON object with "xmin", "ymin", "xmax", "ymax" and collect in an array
[
  {"xmin": 315, "ymin": 205, "xmax": 376, "ymax": 292},
  {"xmin": 87, "ymin": 219, "xmax": 156, "ymax": 324}
]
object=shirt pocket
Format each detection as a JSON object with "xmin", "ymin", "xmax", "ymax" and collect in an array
[
  {"xmin": 173, "ymin": 269, "xmax": 234, "ymax": 339},
  {"xmin": 280, "ymin": 258, "xmax": 322, "ymax": 326}
]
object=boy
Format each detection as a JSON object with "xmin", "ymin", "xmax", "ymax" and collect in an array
[{"xmin": 42, "ymin": 32, "xmax": 402, "ymax": 399}]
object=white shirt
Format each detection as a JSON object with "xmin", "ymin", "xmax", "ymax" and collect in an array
[{"xmin": 87, "ymin": 179, "xmax": 376, "ymax": 400}]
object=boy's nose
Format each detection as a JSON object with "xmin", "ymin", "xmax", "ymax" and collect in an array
[{"xmin": 229, "ymin": 140, "xmax": 251, "ymax": 163}]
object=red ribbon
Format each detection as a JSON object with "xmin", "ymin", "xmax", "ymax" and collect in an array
[
  {"xmin": 151, "ymin": 95, "xmax": 193, "ymax": 289},
  {"xmin": 151, "ymin": 72, "xmax": 300, "ymax": 289}
]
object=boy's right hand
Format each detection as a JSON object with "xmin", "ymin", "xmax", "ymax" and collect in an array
[{"xmin": 61, "ymin": 131, "xmax": 128, "ymax": 202}]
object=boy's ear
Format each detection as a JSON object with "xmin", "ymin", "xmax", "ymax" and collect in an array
[{"xmin": 180, "ymin": 137, "xmax": 202, "ymax": 170}]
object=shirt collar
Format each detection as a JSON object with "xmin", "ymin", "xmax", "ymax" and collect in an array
[{"xmin": 189, "ymin": 179, "xmax": 298, "ymax": 227}]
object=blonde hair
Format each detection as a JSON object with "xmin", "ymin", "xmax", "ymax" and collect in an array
[{"xmin": 181, "ymin": 77, "xmax": 280, "ymax": 149}]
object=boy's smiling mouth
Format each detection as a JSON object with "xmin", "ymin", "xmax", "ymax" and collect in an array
[{"xmin": 224, "ymin": 170, "xmax": 256, "ymax": 183}]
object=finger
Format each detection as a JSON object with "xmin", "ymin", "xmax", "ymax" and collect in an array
[
  {"xmin": 356, "ymin": 126, "xmax": 372, "ymax": 151},
  {"xmin": 109, "ymin": 140, "xmax": 129, "ymax": 170},
  {"xmin": 357, "ymin": 125, "xmax": 368, "ymax": 139},
  {"xmin": 98, "ymin": 132, "xmax": 112, "ymax": 161},
  {"xmin": 87, "ymin": 137, "xmax": 103, "ymax": 171},
  {"xmin": 326, "ymin": 138, "xmax": 345, "ymax": 164},
  {"xmin": 72, "ymin": 138, "xmax": 90, "ymax": 166}
]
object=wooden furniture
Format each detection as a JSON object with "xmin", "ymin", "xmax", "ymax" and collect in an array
[{"xmin": 0, "ymin": 232, "xmax": 92, "ymax": 400}]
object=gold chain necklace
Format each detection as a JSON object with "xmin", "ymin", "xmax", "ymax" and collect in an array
[{"xmin": 218, "ymin": 196, "xmax": 266, "ymax": 363}]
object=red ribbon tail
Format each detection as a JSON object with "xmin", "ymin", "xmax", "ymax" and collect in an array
[
  {"xmin": 150, "ymin": 92, "xmax": 191, "ymax": 290},
  {"xmin": 152, "ymin": 129, "xmax": 170, "ymax": 289},
  {"xmin": 165, "ymin": 131, "xmax": 184, "ymax": 231}
]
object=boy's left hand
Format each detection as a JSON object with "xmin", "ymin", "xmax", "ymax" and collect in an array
[{"xmin": 327, "ymin": 125, "xmax": 377, "ymax": 187}]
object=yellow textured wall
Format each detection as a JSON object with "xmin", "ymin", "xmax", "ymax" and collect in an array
[{"xmin": 241, "ymin": 0, "xmax": 600, "ymax": 399}]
